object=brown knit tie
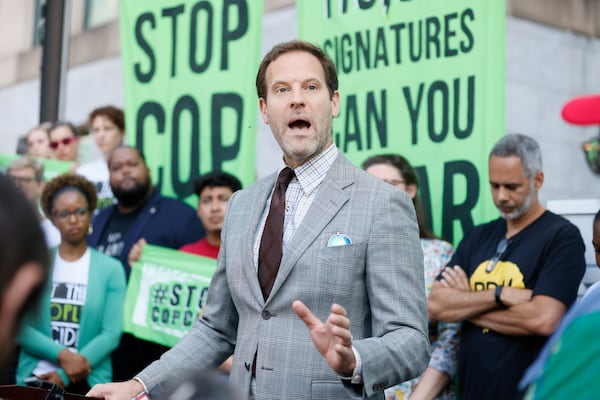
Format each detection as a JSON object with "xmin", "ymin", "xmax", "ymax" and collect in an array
[{"xmin": 258, "ymin": 167, "xmax": 295, "ymax": 300}]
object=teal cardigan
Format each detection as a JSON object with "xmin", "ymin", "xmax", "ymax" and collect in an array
[{"xmin": 17, "ymin": 247, "xmax": 126, "ymax": 387}]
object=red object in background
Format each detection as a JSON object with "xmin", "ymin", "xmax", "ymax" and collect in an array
[{"xmin": 561, "ymin": 94, "xmax": 600, "ymax": 125}]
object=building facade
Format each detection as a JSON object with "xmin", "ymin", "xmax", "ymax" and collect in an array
[{"xmin": 0, "ymin": 0, "xmax": 599, "ymax": 204}]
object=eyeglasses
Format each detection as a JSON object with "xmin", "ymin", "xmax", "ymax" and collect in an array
[
  {"xmin": 8, "ymin": 175, "xmax": 36, "ymax": 185},
  {"xmin": 52, "ymin": 207, "xmax": 90, "ymax": 221},
  {"xmin": 485, "ymin": 238, "xmax": 510, "ymax": 273},
  {"xmin": 49, "ymin": 136, "xmax": 76, "ymax": 149}
]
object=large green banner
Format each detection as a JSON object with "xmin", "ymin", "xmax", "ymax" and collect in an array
[
  {"xmin": 119, "ymin": 1, "xmax": 263, "ymax": 206},
  {"xmin": 124, "ymin": 244, "xmax": 217, "ymax": 347},
  {"xmin": 298, "ymin": 1, "xmax": 505, "ymax": 244}
]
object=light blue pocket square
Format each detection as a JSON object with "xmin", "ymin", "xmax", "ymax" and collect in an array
[{"xmin": 327, "ymin": 233, "xmax": 352, "ymax": 247}]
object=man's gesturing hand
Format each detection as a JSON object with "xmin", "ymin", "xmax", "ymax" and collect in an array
[{"xmin": 292, "ymin": 300, "xmax": 356, "ymax": 377}]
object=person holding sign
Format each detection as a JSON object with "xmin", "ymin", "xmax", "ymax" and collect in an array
[
  {"xmin": 87, "ymin": 145, "xmax": 205, "ymax": 383},
  {"xmin": 127, "ymin": 171, "xmax": 242, "ymax": 373},
  {"xmin": 16, "ymin": 173, "xmax": 126, "ymax": 395},
  {"xmin": 363, "ymin": 154, "xmax": 459, "ymax": 400},
  {"xmin": 87, "ymin": 40, "xmax": 429, "ymax": 400},
  {"xmin": 429, "ymin": 133, "xmax": 586, "ymax": 400}
]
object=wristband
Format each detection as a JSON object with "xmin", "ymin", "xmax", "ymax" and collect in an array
[{"xmin": 495, "ymin": 285, "xmax": 507, "ymax": 308}]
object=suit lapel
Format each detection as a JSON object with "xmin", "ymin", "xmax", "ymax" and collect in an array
[
  {"xmin": 267, "ymin": 155, "xmax": 353, "ymax": 303},
  {"xmin": 242, "ymin": 174, "xmax": 278, "ymax": 304}
]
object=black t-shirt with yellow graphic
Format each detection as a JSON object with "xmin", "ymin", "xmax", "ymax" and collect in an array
[{"xmin": 448, "ymin": 211, "xmax": 585, "ymax": 400}]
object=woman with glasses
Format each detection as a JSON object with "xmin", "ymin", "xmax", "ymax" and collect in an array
[
  {"xmin": 363, "ymin": 154, "xmax": 460, "ymax": 400},
  {"xmin": 16, "ymin": 173, "xmax": 126, "ymax": 395}
]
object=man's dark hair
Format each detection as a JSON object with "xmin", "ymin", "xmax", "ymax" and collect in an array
[
  {"xmin": 256, "ymin": 40, "xmax": 339, "ymax": 101},
  {"xmin": 193, "ymin": 172, "xmax": 242, "ymax": 197},
  {"xmin": 0, "ymin": 175, "xmax": 49, "ymax": 319}
]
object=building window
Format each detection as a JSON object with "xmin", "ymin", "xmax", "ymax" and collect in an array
[{"xmin": 84, "ymin": 0, "xmax": 118, "ymax": 29}]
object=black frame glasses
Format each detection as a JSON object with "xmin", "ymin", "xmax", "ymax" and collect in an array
[{"xmin": 485, "ymin": 238, "xmax": 511, "ymax": 273}]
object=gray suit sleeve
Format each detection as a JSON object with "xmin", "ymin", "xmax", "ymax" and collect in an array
[{"xmin": 353, "ymin": 187, "xmax": 430, "ymax": 397}]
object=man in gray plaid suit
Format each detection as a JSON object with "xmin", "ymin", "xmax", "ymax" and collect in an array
[{"xmin": 88, "ymin": 40, "xmax": 429, "ymax": 400}]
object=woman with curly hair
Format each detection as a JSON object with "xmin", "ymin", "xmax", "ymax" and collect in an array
[{"xmin": 16, "ymin": 173, "xmax": 126, "ymax": 395}]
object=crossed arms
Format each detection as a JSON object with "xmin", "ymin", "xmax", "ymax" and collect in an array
[{"xmin": 428, "ymin": 265, "xmax": 566, "ymax": 337}]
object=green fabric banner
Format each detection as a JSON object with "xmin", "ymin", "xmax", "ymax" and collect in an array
[
  {"xmin": 298, "ymin": 1, "xmax": 505, "ymax": 244},
  {"xmin": 123, "ymin": 244, "xmax": 217, "ymax": 347},
  {"xmin": 119, "ymin": 0, "xmax": 263, "ymax": 207},
  {"xmin": 0, "ymin": 153, "xmax": 74, "ymax": 180}
]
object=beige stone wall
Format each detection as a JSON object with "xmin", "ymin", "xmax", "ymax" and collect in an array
[
  {"xmin": 507, "ymin": 0, "xmax": 600, "ymax": 37},
  {"xmin": 0, "ymin": 0, "xmax": 597, "ymax": 89}
]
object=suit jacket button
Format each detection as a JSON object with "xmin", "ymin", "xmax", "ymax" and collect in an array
[{"xmin": 261, "ymin": 310, "xmax": 271, "ymax": 320}]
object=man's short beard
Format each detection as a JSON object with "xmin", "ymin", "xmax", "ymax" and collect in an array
[
  {"xmin": 499, "ymin": 183, "xmax": 536, "ymax": 221},
  {"xmin": 112, "ymin": 179, "xmax": 151, "ymax": 208}
]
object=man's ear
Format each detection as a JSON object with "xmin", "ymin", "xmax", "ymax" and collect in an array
[
  {"xmin": 533, "ymin": 170, "xmax": 544, "ymax": 191},
  {"xmin": 331, "ymin": 91, "xmax": 340, "ymax": 118},
  {"xmin": 259, "ymin": 97, "xmax": 269, "ymax": 124}
]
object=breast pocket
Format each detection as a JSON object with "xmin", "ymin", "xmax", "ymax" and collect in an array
[{"xmin": 320, "ymin": 242, "xmax": 366, "ymax": 261}]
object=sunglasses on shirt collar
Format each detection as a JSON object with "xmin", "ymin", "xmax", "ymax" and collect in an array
[{"xmin": 485, "ymin": 238, "xmax": 511, "ymax": 273}]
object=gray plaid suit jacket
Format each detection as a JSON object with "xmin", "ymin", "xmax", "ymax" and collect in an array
[{"xmin": 138, "ymin": 153, "xmax": 429, "ymax": 399}]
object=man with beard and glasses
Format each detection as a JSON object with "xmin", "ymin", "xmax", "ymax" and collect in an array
[
  {"xmin": 428, "ymin": 133, "xmax": 586, "ymax": 400},
  {"xmin": 87, "ymin": 145, "xmax": 205, "ymax": 382}
]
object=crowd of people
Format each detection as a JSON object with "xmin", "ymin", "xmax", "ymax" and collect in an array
[{"xmin": 0, "ymin": 39, "xmax": 596, "ymax": 400}]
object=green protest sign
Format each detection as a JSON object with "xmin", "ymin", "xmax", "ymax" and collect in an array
[
  {"xmin": 124, "ymin": 244, "xmax": 217, "ymax": 347},
  {"xmin": 119, "ymin": 0, "xmax": 263, "ymax": 207},
  {"xmin": 298, "ymin": 1, "xmax": 505, "ymax": 244},
  {"xmin": 0, "ymin": 153, "xmax": 74, "ymax": 180}
]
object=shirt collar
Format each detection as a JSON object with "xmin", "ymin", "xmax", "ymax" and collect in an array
[{"xmin": 285, "ymin": 144, "xmax": 338, "ymax": 195}]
